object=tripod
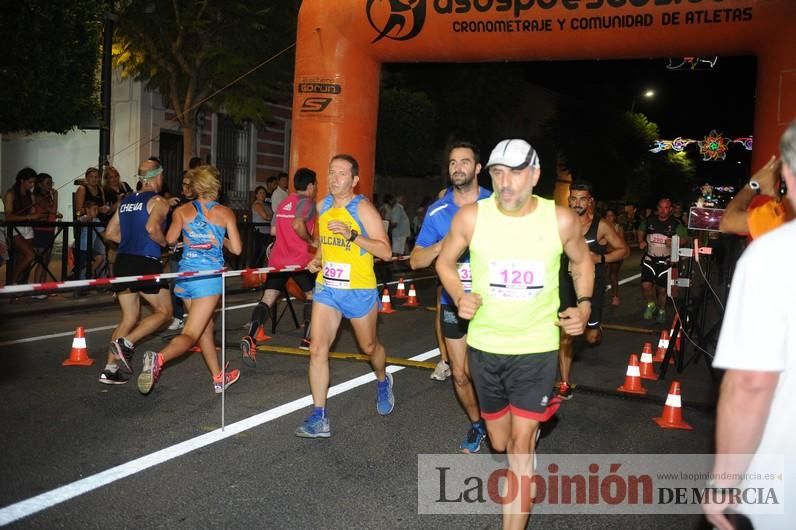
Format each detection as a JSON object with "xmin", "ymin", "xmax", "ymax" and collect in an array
[{"xmin": 658, "ymin": 235, "xmax": 724, "ymax": 383}]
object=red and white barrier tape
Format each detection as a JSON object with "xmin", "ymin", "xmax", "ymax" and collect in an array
[
  {"xmin": 0, "ymin": 255, "xmax": 411, "ymax": 295},
  {"xmin": 0, "ymin": 265, "xmax": 302, "ymax": 295}
]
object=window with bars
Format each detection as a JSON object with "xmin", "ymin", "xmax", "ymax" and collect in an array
[{"xmin": 214, "ymin": 114, "xmax": 252, "ymax": 210}]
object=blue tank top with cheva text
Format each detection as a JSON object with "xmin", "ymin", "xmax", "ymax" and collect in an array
[{"xmin": 118, "ymin": 191, "xmax": 163, "ymax": 260}]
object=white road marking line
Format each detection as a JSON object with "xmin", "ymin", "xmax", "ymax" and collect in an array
[{"xmin": 0, "ymin": 348, "xmax": 440, "ymax": 526}]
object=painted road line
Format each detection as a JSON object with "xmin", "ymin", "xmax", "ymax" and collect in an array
[
  {"xmin": 261, "ymin": 345, "xmax": 438, "ymax": 370},
  {"xmin": 0, "ymin": 347, "xmax": 439, "ymax": 526}
]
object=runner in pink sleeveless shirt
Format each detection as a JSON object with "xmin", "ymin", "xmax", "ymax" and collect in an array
[{"xmin": 241, "ymin": 168, "xmax": 319, "ymax": 364}]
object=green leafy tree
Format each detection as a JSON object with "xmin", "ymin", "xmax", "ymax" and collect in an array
[
  {"xmin": 0, "ymin": 0, "xmax": 103, "ymax": 133},
  {"xmin": 549, "ymin": 98, "xmax": 660, "ymax": 200},
  {"xmin": 376, "ymin": 88, "xmax": 438, "ymax": 177},
  {"xmin": 113, "ymin": 0, "xmax": 297, "ymax": 167}
]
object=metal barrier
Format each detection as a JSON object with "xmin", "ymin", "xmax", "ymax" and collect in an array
[{"xmin": 1, "ymin": 220, "xmax": 271, "ymax": 287}]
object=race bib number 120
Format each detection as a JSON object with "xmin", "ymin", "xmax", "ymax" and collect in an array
[{"xmin": 487, "ymin": 260, "xmax": 545, "ymax": 300}]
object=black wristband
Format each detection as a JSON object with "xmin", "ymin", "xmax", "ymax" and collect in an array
[
  {"xmin": 347, "ymin": 229, "xmax": 358, "ymax": 242},
  {"xmin": 577, "ymin": 296, "xmax": 592, "ymax": 304}
]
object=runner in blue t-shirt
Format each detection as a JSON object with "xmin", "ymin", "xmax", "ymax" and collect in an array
[{"xmin": 410, "ymin": 141, "xmax": 492, "ymax": 454}]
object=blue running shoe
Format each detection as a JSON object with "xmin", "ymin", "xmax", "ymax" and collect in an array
[
  {"xmin": 376, "ymin": 372, "xmax": 395, "ymax": 416},
  {"xmin": 295, "ymin": 410, "xmax": 331, "ymax": 438},
  {"xmin": 459, "ymin": 422, "xmax": 487, "ymax": 454}
]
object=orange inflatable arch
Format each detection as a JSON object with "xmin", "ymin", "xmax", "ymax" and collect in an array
[{"xmin": 291, "ymin": 0, "xmax": 795, "ymax": 198}]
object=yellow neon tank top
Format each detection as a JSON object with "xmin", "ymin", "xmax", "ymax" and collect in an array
[
  {"xmin": 468, "ymin": 195, "xmax": 563, "ymax": 355},
  {"xmin": 316, "ymin": 194, "xmax": 376, "ymax": 289}
]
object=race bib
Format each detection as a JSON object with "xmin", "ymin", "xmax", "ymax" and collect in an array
[
  {"xmin": 456, "ymin": 262, "xmax": 472, "ymax": 292},
  {"xmin": 322, "ymin": 261, "xmax": 351, "ymax": 289},
  {"xmin": 488, "ymin": 260, "xmax": 545, "ymax": 300}
]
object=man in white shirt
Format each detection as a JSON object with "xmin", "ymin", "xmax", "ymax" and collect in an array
[
  {"xmin": 270, "ymin": 172, "xmax": 289, "ymax": 212},
  {"xmin": 390, "ymin": 195, "xmax": 411, "ymax": 256},
  {"xmin": 705, "ymin": 120, "xmax": 796, "ymax": 530}
]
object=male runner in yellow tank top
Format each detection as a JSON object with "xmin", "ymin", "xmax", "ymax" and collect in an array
[
  {"xmin": 437, "ymin": 139, "xmax": 594, "ymax": 529},
  {"xmin": 295, "ymin": 154, "xmax": 395, "ymax": 438}
]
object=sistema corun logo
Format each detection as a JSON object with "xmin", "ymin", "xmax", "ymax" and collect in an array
[
  {"xmin": 298, "ymin": 78, "xmax": 342, "ymax": 115},
  {"xmin": 367, "ymin": 0, "xmax": 426, "ymax": 44}
]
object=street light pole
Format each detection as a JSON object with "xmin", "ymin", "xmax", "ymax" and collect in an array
[{"xmin": 631, "ymin": 89, "xmax": 655, "ymax": 113}]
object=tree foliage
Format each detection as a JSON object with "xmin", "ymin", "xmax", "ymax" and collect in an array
[
  {"xmin": 0, "ymin": 0, "xmax": 103, "ymax": 134},
  {"xmin": 113, "ymin": 0, "xmax": 298, "ymax": 161},
  {"xmin": 376, "ymin": 88, "xmax": 438, "ymax": 177}
]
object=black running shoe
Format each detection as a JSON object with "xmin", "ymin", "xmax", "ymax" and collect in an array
[
  {"xmin": 111, "ymin": 338, "xmax": 135, "ymax": 374},
  {"xmin": 98, "ymin": 369, "xmax": 129, "ymax": 385}
]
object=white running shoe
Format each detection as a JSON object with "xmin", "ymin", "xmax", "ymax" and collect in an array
[
  {"xmin": 167, "ymin": 317, "xmax": 184, "ymax": 331},
  {"xmin": 430, "ymin": 360, "xmax": 451, "ymax": 381}
]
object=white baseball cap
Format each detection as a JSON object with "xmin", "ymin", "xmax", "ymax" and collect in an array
[{"xmin": 486, "ymin": 139, "xmax": 540, "ymax": 170}]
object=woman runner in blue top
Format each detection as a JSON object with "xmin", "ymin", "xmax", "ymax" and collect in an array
[{"xmin": 137, "ymin": 166, "xmax": 243, "ymax": 395}]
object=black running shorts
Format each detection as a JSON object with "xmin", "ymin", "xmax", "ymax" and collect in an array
[
  {"xmin": 440, "ymin": 304, "xmax": 469, "ymax": 339},
  {"xmin": 467, "ymin": 347, "xmax": 560, "ymax": 422},
  {"xmin": 112, "ymin": 254, "xmax": 167, "ymax": 294}
]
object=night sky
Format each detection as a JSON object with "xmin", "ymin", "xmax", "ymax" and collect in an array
[{"xmin": 521, "ymin": 55, "xmax": 757, "ymax": 187}]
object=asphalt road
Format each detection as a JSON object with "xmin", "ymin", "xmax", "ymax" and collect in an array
[{"xmin": 0, "ymin": 257, "xmax": 722, "ymax": 529}]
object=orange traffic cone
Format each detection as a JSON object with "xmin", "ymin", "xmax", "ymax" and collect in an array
[
  {"xmin": 653, "ymin": 330, "xmax": 674, "ymax": 364},
  {"xmin": 617, "ymin": 354, "xmax": 647, "ymax": 395},
  {"xmin": 255, "ymin": 325, "xmax": 271, "ymax": 342},
  {"xmin": 639, "ymin": 342, "xmax": 657, "ymax": 380},
  {"xmin": 379, "ymin": 288, "xmax": 396, "ymax": 314},
  {"xmin": 393, "ymin": 278, "xmax": 407, "ymax": 299},
  {"xmin": 653, "ymin": 381, "xmax": 693, "ymax": 430},
  {"xmin": 63, "ymin": 326, "xmax": 95, "ymax": 366},
  {"xmin": 403, "ymin": 284, "xmax": 420, "ymax": 308}
]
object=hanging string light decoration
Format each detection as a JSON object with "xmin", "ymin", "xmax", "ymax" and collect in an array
[{"xmin": 650, "ymin": 132, "xmax": 753, "ymax": 160}]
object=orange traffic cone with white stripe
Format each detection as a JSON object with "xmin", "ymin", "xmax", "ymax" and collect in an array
[
  {"xmin": 653, "ymin": 381, "xmax": 693, "ymax": 430},
  {"xmin": 653, "ymin": 329, "xmax": 675, "ymax": 364},
  {"xmin": 379, "ymin": 288, "xmax": 396, "ymax": 314},
  {"xmin": 393, "ymin": 278, "xmax": 407, "ymax": 299},
  {"xmin": 63, "ymin": 326, "xmax": 94, "ymax": 366},
  {"xmin": 617, "ymin": 354, "xmax": 647, "ymax": 395},
  {"xmin": 639, "ymin": 342, "xmax": 657, "ymax": 380},
  {"xmin": 403, "ymin": 284, "xmax": 420, "ymax": 308},
  {"xmin": 255, "ymin": 325, "xmax": 271, "ymax": 342}
]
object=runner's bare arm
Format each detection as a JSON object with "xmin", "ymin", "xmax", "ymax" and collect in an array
[
  {"xmin": 291, "ymin": 216, "xmax": 314, "ymax": 244},
  {"xmin": 223, "ymin": 207, "xmax": 243, "ymax": 255},
  {"xmin": 409, "ymin": 239, "xmax": 443, "ymax": 270},
  {"xmin": 165, "ymin": 206, "xmax": 184, "ymax": 246},
  {"xmin": 557, "ymin": 206, "xmax": 593, "ymax": 334},
  {"xmin": 598, "ymin": 218, "xmax": 630, "ymax": 263},
  {"xmin": 351, "ymin": 199, "xmax": 392, "ymax": 261},
  {"xmin": 104, "ymin": 209, "xmax": 121, "ymax": 244},
  {"xmin": 145, "ymin": 196, "xmax": 169, "ymax": 247},
  {"xmin": 437, "ymin": 204, "xmax": 480, "ymax": 319}
]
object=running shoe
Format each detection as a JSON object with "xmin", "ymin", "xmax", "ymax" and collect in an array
[
  {"xmin": 643, "ymin": 301, "xmax": 657, "ymax": 320},
  {"xmin": 137, "ymin": 351, "xmax": 162, "ymax": 395},
  {"xmin": 213, "ymin": 366, "xmax": 241, "ymax": 393},
  {"xmin": 240, "ymin": 336, "xmax": 256, "ymax": 368},
  {"xmin": 557, "ymin": 381, "xmax": 574, "ymax": 400},
  {"xmin": 111, "ymin": 338, "xmax": 135, "ymax": 374},
  {"xmin": 376, "ymin": 372, "xmax": 395, "ymax": 416},
  {"xmin": 299, "ymin": 338, "xmax": 311, "ymax": 351},
  {"xmin": 167, "ymin": 317, "xmax": 185, "ymax": 331},
  {"xmin": 295, "ymin": 410, "xmax": 331, "ymax": 438},
  {"xmin": 656, "ymin": 308, "xmax": 667, "ymax": 324},
  {"xmin": 98, "ymin": 369, "xmax": 128, "ymax": 385},
  {"xmin": 459, "ymin": 422, "xmax": 487, "ymax": 454},
  {"xmin": 430, "ymin": 360, "xmax": 451, "ymax": 381}
]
